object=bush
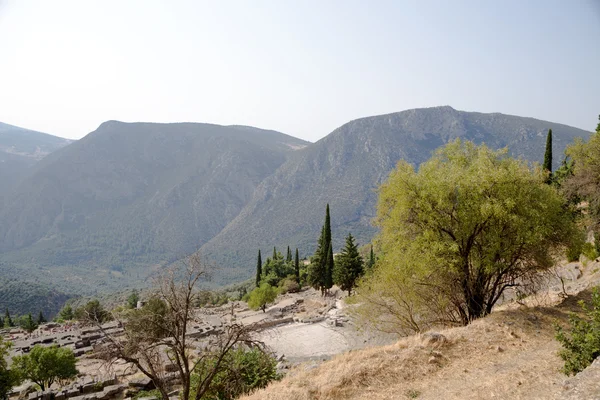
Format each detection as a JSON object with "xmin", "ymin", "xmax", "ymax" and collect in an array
[
  {"xmin": 190, "ymin": 346, "xmax": 280, "ymax": 400},
  {"xmin": 556, "ymin": 288, "xmax": 600, "ymax": 375},
  {"xmin": 278, "ymin": 277, "xmax": 300, "ymax": 294},
  {"xmin": 581, "ymin": 242, "xmax": 598, "ymax": 261}
]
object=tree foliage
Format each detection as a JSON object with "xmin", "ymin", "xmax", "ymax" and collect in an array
[
  {"xmin": 93, "ymin": 254, "xmax": 259, "ymax": 400},
  {"xmin": 126, "ymin": 290, "xmax": 140, "ymax": 309},
  {"xmin": 190, "ymin": 346, "xmax": 279, "ymax": 400},
  {"xmin": 11, "ymin": 345, "xmax": 77, "ymax": 390},
  {"xmin": 333, "ymin": 233, "xmax": 364, "ymax": 295},
  {"xmin": 0, "ymin": 337, "xmax": 19, "ymax": 400},
  {"xmin": 247, "ymin": 283, "xmax": 278, "ymax": 313},
  {"xmin": 543, "ymin": 128, "xmax": 553, "ymax": 183},
  {"xmin": 308, "ymin": 204, "xmax": 334, "ymax": 294},
  {"xmin": 255, "ymin": 250, "xmax": 262, "ymax": 288},
  {"xmin": 353, "ymin": 140, "xmax": 578, "ymax": 333},
  {"xmin": 556, "ymin": 289, "xmax": 600, "ymax": 375},
  {"xmin": 563, "ymin": 114, "xmax": 600, "ymax": 238}
]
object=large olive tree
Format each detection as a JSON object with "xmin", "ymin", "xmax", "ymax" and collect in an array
[{"xmin": 353, "ymin": 140, "xmax": 578, "ymax": 333}]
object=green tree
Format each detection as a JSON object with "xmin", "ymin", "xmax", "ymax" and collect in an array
[
  {"xmin": 127, "ymin": 289, "xmax": 140, "ymax": 309},
  {"xmin": 556, "ymin": 288, "xmax": 600, "ymax": 375},
  {"xmin": 308, "ymin": 204, "xmax": 334, "ymax": 295},
  {"xmin": 294, "ymin": 248, "xmax": 300, "ymax": 284},
  {"xmin": 190, "ymin": 346, "xmax": 279, "ymax": 400},
  {"xmin": 37, "ymin": 311, "xmax": 46, "ymax": 325},
  {"xmin": 564, "ymin": 114, "xmax": 600, "ymax": 248},
  {"xmin": 333, "ymin": 233, "xmax": 364, "ymax": 295},
  {"xmin": 324, "ymin": 242, "xmax": 334, "ymax": 291},
  {"xmin": 543, "ymin": 128, "xmax": 553, "ymax": 183},
  {"xmin": 1, "ymin": 337, "xmax": 20, "ymax": 400},
  {"xmin": 75, "ymin": 299, "xmax": 110, "ymax": 324},
  {"xmin": 3, "ymin": 310, "xmax": 12, "ymax": 328},
  {"xmin": 286, "ymin": 246, "xmax": 292, "ymax": 263},
  {"xmin": 366, "ymin": 245, "xmax": 375, "ymax": 270},
  {"xmin": 255, "ymin": 250, "xmax": 262, "ymax": 288},
  {"xmin": 20, "ymin": 314, "xmax": 37, "ymax": 334},
  {"xmin": 354, "ymin": 140, "xmax": 578, "ymax": 333},
  {"xmin": 12, "ymin": 345, "xmax": 77, "ymax": 390},
  {"xmin": 57, "ymin": 304, "xmax": 74, "ymax": 322},
  {"xmin": 247, "ymin": 283, "xmax": 277, "ymax": 313}
]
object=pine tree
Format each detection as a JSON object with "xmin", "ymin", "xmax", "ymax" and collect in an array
[
  {"xmin": 272, "ymin": 246, "xmax": 278, "ymax": 261},
  {"xmin": 544, "ymin": 129, "xmax": 553, "ymax": 184},
  {"xmin": 255, "ymin": 250, "xmax": 262, "ymax": 288},
  {"xmin": 333, "ymin": 233, "xmax": 364, "ymax": 295},
  {"xmin": 286, "ymin": 246, "xmax": 292, "ymax": 262},
  {"xmin": 3, "ymin": 309, "xmax": 13, "ymax": 328},
  {"xmin": 295, "ymin": 248, "xmax": 300, "ymax": 284},
  {"xmin": 37, "ymin": 311, "xmax": 46, "ymax": 325},
  {"xmin": 22, "ymin": 313, "xmax": 37, "ymax": 333}
]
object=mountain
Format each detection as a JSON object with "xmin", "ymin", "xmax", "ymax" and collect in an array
[
  {"xmin": 0, "ymin": 122, "xmax": 72, "ymax": 195},
  {"xmin": 200, "ymin": 106, "xmax": 592, "ymax": 281},
  {"xmin": 0, "ymin": 121, "xmax": 309, "ymax": 297}
]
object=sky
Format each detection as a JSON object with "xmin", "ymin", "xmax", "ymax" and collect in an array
[{"xmin": 0, "ymin": 1, "xmax": 599, "ymax": 142}]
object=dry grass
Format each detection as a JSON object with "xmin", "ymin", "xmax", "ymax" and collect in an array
[{"xmin": 243, "ymin": 262, "xmax": 600, "ymax": 400}]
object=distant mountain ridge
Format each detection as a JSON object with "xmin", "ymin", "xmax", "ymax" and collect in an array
[
  {"xmin": 0, "ymin": 121, "xmax": 72, "ymax": 195},
  {"xmin": 0, "ymin": 107, "xmax": 591, "ymax": 314},
  {"xmin": 199, "ymin": 106, "xmax": 591, "ymax": 280},
  {"xmin": 0, "ymin": 121, "xmax": 310, "ymax": 298}
]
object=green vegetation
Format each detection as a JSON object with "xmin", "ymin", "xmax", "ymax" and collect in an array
[
  {"xmin": 556, "ymin": 289, "xmax": 600, "ymax": 375},
  {"xmin": 294, "ymin": 248, "xmax": 300, "ymax": 284},
  {"xmin": 74, "ymin": 299, "xmax": 110, "ymax": 323},
  {"xmin": 255, "ymin": 250, "xmax": 262, "ymax": 288},
  {"xmin": 353, "ymin": 140, "xmax": 578, "ymax": 334},
  {"xmin": 247, "ymin": 283, "xmax": 278, "ymax": 312},
  {"xmin": 333, "ymin": 233, "xmax": 364, "ymax": 295},
  {"xmin": 307, "ymin": 204, "xmax": 334, "ymax": 295},
  {"xmin": 56, "ymin": 304, "xmax": 74, "ymax": 322},
  {"xmin": 20, "ymin": 313, "xmax": 37, "ymax": 333},
  {"xmin": 0, "ymin": 337, "xmax": 19, "ymax": 400},
  {"xmin": 190, "ymin": 346, "xmax": 280, "ymax": 400},
  {"xmin": 544, "ymin": 129, "xmax": 553, "ymax": 183},
  {"xmin": 11, "ymin": 345, "xmax": 78, "ymax": 390},
  {"xmin": 126, "ymin": 289, "xmax": 139, "ymax": 309},
  {"xmin": 3, "ymin": 310, "xmax": 12, "ymax": 328}
]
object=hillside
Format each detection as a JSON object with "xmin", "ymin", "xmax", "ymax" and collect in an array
[
  {"xmin": 0, "ymin": 121, "xmax": 309, "ymax": 296},
  {"xmin": 243, "ymin": 260, "xmax": 600, "ymax": 400},
  {"xmin": 0, "ymin": 121, "xmax": 72, "ymax": 197},
  {"xmin": 201, "ymin": 106, "xmax": 591, "ymax": 280}
]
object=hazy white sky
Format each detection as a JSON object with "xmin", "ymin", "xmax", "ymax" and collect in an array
[{"xmin": 0, "ymin": 0, "xmax": 599, "ymax": 141}]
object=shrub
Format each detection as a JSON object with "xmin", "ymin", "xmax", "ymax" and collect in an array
[
  {"xmin": 190, "ymin": 346, "xmax": 280, "ymax": 400},
  {"xmin": 581, "ymin": 242, "xmax": 598, "ymax": 261},
  {"xmin": 556, "ymin": 288, "xmax": 600, "ymax": 375},
  {"xmin": 278, "ymin": 277, "xmax": 300, "ymax": 294},
  {"xmin": 247, "ymin": 284, "xmax": 277, "ymax": 313}
]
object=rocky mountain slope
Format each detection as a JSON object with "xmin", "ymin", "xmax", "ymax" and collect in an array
[
  {"xmin": 201, "ymin": 106, "xmax": 591, "ymax": 280},
  {"xmin": 0, "ymin": 121, "xmax": 309, "ymax": 295}
]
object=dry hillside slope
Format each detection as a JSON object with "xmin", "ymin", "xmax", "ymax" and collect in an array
[{"xmin": 244, "ymin": 261, "xmax": 600, "ymax": 400}]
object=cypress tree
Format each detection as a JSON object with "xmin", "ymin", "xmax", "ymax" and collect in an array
[
  {"xmin": 272, "ymin": 246, "xmax": 277, "ymax": 261},
  {"xmin": 295, "ymin": 248, "xmax": 300, "ymax": 284},
  {"xmin": 324, "ymin": 241, "xmax": 334, "ymax": 292},
  {"xmin": 367, "ymin": 245, "xmax": 375, "ymax": 270},
  {"xmin": 308, "ymin": 225, "xmax": 326, "ymax": 291},
  {"xmin": 286, "ymin": 246, "xmax": 292, "ymax": 262},
  {"xmin": 543, "ymin": 129, "xmax": 553, "ymax": 184},
  {"xmin": 255, "ymin": 250, "xmax": 262, "ymax": 287},
  {"xmin": 324, "ymin": 204, "xmax": 331, "ymax": 255},
  {"xmin": 37, "ymin": 311, "xmax": 46, "ymax": 325}
]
